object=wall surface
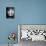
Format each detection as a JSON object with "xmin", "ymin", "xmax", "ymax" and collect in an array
[
  {"xmin": 0, "ymin": 0, "xmax": 46, "ymax": 45},
  {"xmin": 0, "ymin": 0, "xmax": 17, "ymax": 44},
  {"xmin": 16, "ymin": 0, "xmax": 46, "ymax": 24}
]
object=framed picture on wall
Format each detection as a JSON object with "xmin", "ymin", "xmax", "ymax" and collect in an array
[
  {"xmin": 6, "ymin": 7, "xmax": 15, "ymax": 18},
  {"xmin": 18, "ymin": 24, "xmax": 46, "ymax": 42}
]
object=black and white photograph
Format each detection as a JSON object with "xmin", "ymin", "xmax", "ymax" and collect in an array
[
  {"xmin": 6, "ymin": 7, "xmax": 15, "ymax": 18},
  {"xmin": 18, "ymin": 25, "xmax": 46, "ymax": 46}
]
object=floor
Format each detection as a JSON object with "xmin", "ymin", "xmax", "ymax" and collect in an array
[
  {"xmin": 19, "ymin": 40, "xmax": 46, "ymax": 46},
  {"xmin": 0, "ymin": 44, "xmax": 18, "ymax": 46},
  {"xmin": 0, "ymin": 40, "xmax": 46, "ymax": 46}
]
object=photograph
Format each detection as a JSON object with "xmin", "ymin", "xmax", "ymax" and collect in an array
[
  {"xmin": 18, "ymin": 25, "xmax": 46, "ymax": 46},
  {"xmin": 6, "ymin": 7, "xmax": 15, "ymax": 18}
]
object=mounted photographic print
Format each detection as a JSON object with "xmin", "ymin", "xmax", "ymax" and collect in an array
[
  {"xmin": 6, "ymin": 7, "xmax": 15, "ymax": 18},
  {"xmin": 18, "ymin": 24, "xmax": 46, "ymax": 41}
]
